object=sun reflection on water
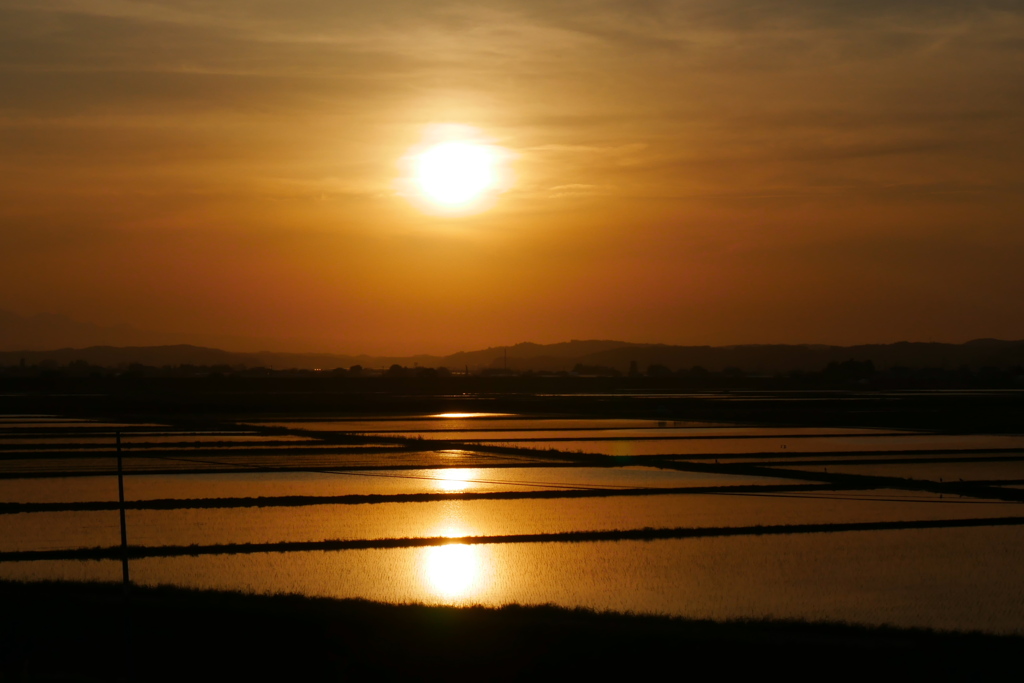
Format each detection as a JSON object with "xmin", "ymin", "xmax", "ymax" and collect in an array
[
  {"xmin": 424, "ymin": 542, "xmax": 481, "ymax": 600},
  {"xmin": 433, "ymin": 468, "xmax": 479, "ymax": 492},
  {"xmin": 430, "ymin": 412, "xmax": 512, "ymax": 419},
  {"xmin": 438, "ymin": 449, "xmax": 473, "ymax": 458}
]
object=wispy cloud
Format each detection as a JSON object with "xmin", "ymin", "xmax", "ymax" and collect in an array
[{"xmin": 1, "ymin": 0, "xmax": 1023, "ymax": 350}]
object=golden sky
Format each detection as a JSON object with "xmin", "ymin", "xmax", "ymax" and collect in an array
[{"xmin": 2, "ymin": 1, "xmax": 1023, "ymax": 354}]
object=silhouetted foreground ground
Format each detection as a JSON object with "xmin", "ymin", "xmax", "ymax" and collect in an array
[{"xmin": 1, "ymin": 581, "xmax": 1020, "ymax": 681}]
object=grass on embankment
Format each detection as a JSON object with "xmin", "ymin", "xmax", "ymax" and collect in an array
[{"xmin": 0, "ymin": 580, "xmax": 1020, "ymax": 681}]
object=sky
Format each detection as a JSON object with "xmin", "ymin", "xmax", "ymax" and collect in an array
[{"xmin": 2, "ymin": 1, "xmax": 1023, "ymax": 354}]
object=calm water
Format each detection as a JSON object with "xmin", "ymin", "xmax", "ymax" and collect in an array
[
  {"xmin": 3, "ymin": 489, "xmax": 1019, "ymax": 553},
  {"xmin": 4, "ymin": 528, "xmax": 1023, "ymax": 634},
  {"xmin": 253, "ymin": 418, "xmax": 691, "ymax": 431},
  {"xmin": 0, "ymin": 434, "xmax": 316, "ymax": 447},
  {"xmin": 3, "ymin": 412, "xmax": 1024, "ymax": 634},
  {"xmin": 0, "ymin": 466, "xmax": 790, "ymax": 504},
  {"xmin": 363, "ymin": 428, "xmax": 913, "ymax": 441},
  {"xmin": 777, "ymin": 459, "xmax": 1024, "ymax": 482},
  {"xmin": 504, "ymin": 434, "xmax": 1024, "ymax": 456},
  {"xmin": 0, "ymin": 448, "xmax": 548, "ymax": 477}
]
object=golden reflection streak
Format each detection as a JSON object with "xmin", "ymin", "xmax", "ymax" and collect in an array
[
  {"xmin": 424, "ymin": 542, "xmax": 481, "ymax": 600},
  {"xmin": 432, "ymin": 468, "xmax": 479, "ymax": 492},
  {"xmin": 430, "ymin": 412, "xmax": 511, "ymax": 419}
]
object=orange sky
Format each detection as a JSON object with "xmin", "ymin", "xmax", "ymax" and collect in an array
[{"xmin": 2, "ymin": 1, "xmax": 1023, "ymax": 354}]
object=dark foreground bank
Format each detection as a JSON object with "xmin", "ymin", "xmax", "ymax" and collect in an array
[{"xmin": 0, "ymin": 582, "xmax": 1021, "ymax": 682}]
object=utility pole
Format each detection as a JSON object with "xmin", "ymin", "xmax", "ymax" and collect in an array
[
  {"xmin": 116, "ymin": 430, "xmax": 135, "ymax": 681},
  {"xmin": 116, "ymin": 431, "xmax": 130, "ymax": 587}
]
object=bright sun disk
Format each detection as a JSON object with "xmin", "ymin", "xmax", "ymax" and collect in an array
[
  {"xmin": 414, "ymin": 141, "xmax": 499, "ymax": 207},
  {"xmin": 401, "ymin": 128, "xmax": 510, "ymax": 213}
]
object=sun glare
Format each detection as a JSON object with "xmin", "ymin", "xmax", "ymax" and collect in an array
[
  {"xmin": 401, "ymin": 126, "xmax": 511, "ymax": 214},
  {"xmin": 424, "ymin": 543, "xmax": 480, "ymax": 599},
  {"xmin": 415, "ymin": 142, "xmax": 496, "ymax": 205},
  {"xmin": 430, "ymin": 412, "xmax": 511, "ymax": 419},
  {"xmin": 433, "ymin": 468, "xmax": 478, "ymax": 493}
]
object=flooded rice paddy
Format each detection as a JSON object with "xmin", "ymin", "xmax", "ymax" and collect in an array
[
  {"xmin": 777, "ymin": 459, "xmax": 1024, "ymax": 483},
  {"xmin": 2, "ymin": 412, "xmax": 1024, "ymax": 634},
  {"xmin": 495, "ymin": 434, "xmax": 1024, "ymax": 457},
  {"xmin": 0, "ymin": 466, "xmax": 788, "ymax": 504},
  {"xmin": 4, "ymin": 488, "xmax": 1020, "ymax": 553}
]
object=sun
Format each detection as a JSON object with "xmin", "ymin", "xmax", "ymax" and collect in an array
[
  {"xmin": 414, "ymin": 142, "xmax": 498, "ymax": 207},
  {"xmin": 401, "ymin": 126, "xmax": 511, "ymax": 214}
]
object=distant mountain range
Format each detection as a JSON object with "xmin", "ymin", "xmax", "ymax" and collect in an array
[
  {"xmin": 440, "ymin": 339, "xmax": 1024, "ymax": 373},
  {"xmin": 0, "ymin": 308, "xmax": 287, "ymax": 351},
  {"xmin": 2, "ymin": 337, "xmax": 1024, "ymax": 374},
  {"xmin": 4, "ymin": 308, "xmax": 1023, "ymax": 373},
  {"xmin": 0, "ymin": 309, "xmax": 173, "ymax": 350}
]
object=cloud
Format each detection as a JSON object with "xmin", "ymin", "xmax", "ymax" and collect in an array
[
  {"xmin": 2, "ymin": 0, "xmax": 1024, "ymax": 349},
  {"xmin": 546, "ymin": 183, "xmax": 611, "ymax": 198}
]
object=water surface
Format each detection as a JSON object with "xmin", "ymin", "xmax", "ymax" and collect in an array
[
  {"xmin": 4, "ymin": 489, "xmax": 1019, "ymax": 553},
  {"xmin": 0, "ymin": 466, "xmax": 794, "ymax": 504},
  {"xmin": 775, "ymin": 459, "xmax": 1024, "ymax": 482},
  {"xmin": 366, "ymin": 428, "xmax": 913, "ymax": 441},
  {"xmin": 506, "ymin": 434, "xmax": 1024, "ymax": 457},
  {"xmin": 6, "ymin": 527, "xmax": 1023, "ymax": 634}
]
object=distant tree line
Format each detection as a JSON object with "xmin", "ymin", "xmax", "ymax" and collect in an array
[{"xmin": 1, "ymin": 357, "xmax": 1022, "ymax": 389}]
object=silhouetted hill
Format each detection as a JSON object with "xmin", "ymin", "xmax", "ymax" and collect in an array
[
  {"xmin": 2, "ymin": 338, "xmax": 1024, "ymax": 373},
  {"xmin": 445, "ymin": 339, "xmax": 1024, "ymax": 373},
  {"xmin": 575, "ymin": 340, "xmax": 1024, "ymax": 374},
  {"xmin": 0, "ymin": 309, "xmax": 322, "ymax": 355},
  {"xmin": 0, "ymin": 309, "xmax": 170, "ymax": 350},
  {"xmin": 443, "ymin": 340, "xmax": 630, "ymax": 371},
  {"xmin": 0, "ymin": 345, "xmax": 422, "ymax": 371}
]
